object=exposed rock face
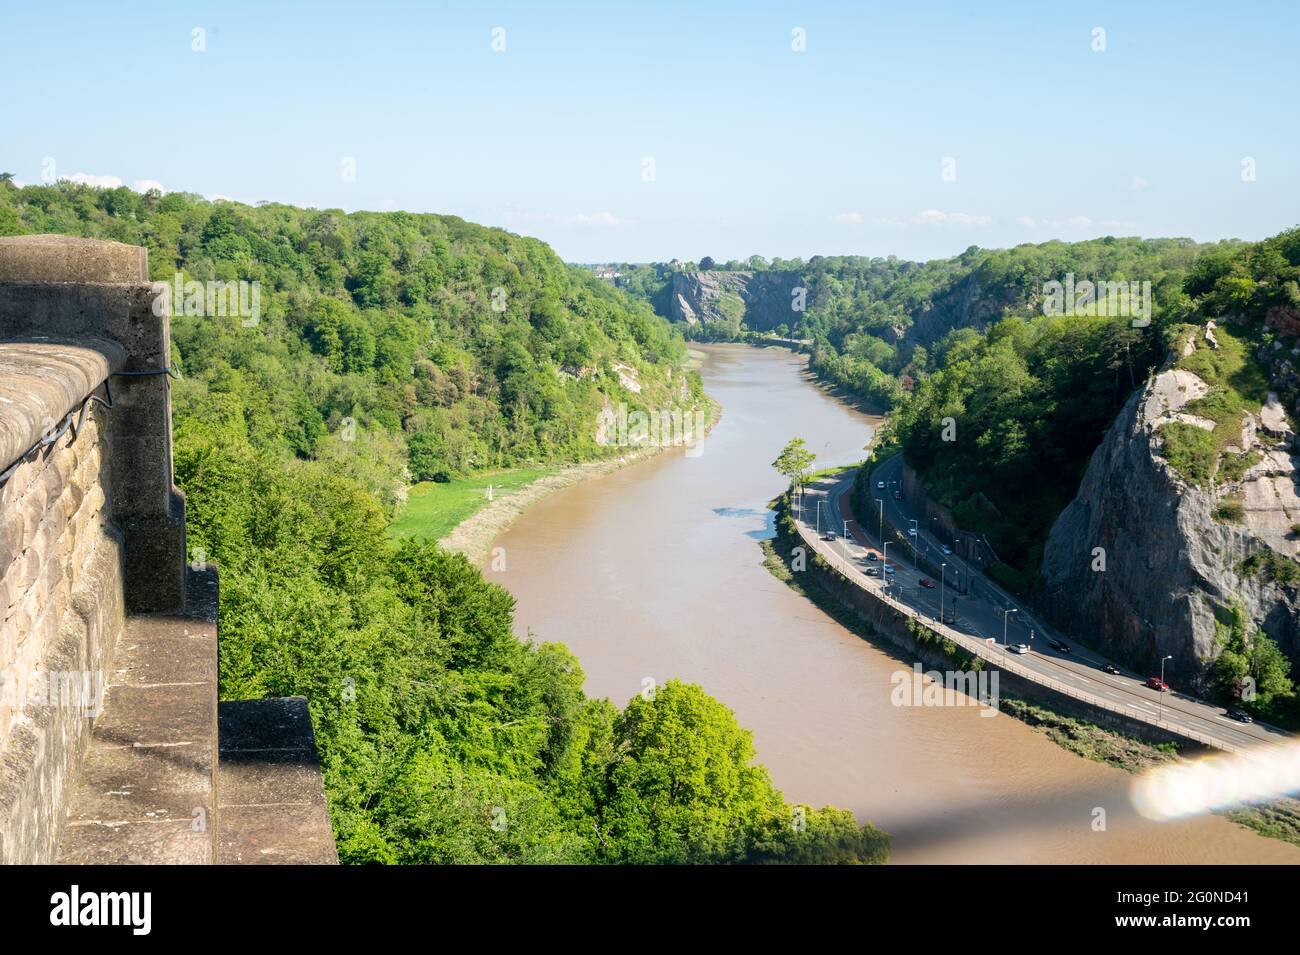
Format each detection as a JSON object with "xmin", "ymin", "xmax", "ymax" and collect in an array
[
  {"xmin": 1036, "ymin": 368, "xmax": 1300, "ymax": 690},
  {"xmin": 905, "ymin": 269, "xmax": 1023, "ymax": 345},
  {"xmin": 670, "ymin": 270, "xmax": 803, "ymax": 331}
]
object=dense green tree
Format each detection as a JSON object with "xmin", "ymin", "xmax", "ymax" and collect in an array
[
  {"xmin": 1214, "ymin": 604, "xmax": 1296, "ymax": 710},
  {"xmin": 773, "ymin": 437, "xmax": 817, "ymax": 498},
  {"xmin": 586, "ymin": 680, "xmax": 887, "ymax": 864}
]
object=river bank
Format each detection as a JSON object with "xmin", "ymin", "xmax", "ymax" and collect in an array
[
  {"xmin": 436, "ymin": 402, "xmax": 721, "ymax": 567},
  {"xmin": 437, "ymin": 438, "xmax": 705, "ymax": 565}
]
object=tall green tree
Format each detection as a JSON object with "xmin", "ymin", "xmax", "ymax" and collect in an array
[{"xmin": 773, "ymin": 437, "xmax": 817, "ymax": 498}]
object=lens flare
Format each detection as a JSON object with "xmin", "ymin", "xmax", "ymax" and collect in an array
[{"xmin": 1132, "ymin": 740, "xmax": 1300, "ymax": 821}]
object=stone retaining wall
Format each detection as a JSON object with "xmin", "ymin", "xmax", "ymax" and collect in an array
[{"xmin": 786, "ymin": 499, "xmax": 1207, "ymax": 751}]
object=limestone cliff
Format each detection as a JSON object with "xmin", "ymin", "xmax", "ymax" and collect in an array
[
  {"xmin": 906, "ymin": 268, "xmax": 1023, "ymax": 345},
  {"xmin": 1036, "ymin": 338, "xmax": 1300, "ymax": 690},
  {"xmin": 670, "ymin": 270, "xmax": 803, "ymax": 331}
]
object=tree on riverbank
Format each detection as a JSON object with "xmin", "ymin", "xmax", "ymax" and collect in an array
[{"xmin": 773, "ymin": 437, "xmax": 817, "ymax": 500}]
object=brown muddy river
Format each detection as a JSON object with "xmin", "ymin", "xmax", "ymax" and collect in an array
[{"xmin": 487, "ymin": 344, "xmax": 1299, "ymax": 863}]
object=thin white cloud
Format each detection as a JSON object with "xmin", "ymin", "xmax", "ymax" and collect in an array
[
  {"xmin": 877, "ymin": 209, "xmax": 993, "ymax": 228},
  {"xmin": 59, "ymin": 173, "xmax": 168, "ymax": 194},
  {"xmin": 64, "ymin": 172, "xmax": 123, "ymax": 188},
  {"xmin": 522, "ymin": 210, "xmax": 633, "ymax": 228},
  {"xmin": 1130, "ymin": 175, "xmax": 1150, "ymax": 192},
  {"xmin": 1014, "ymin": 214, "xmax": 1137, "ymax": 232},
  {"xmin": 920, "ymin": 209, "xmax": 991, "ymax": 226},
  {"xmin": 832, "ymin": 211, "xmax": 864, "ymax": 225}
]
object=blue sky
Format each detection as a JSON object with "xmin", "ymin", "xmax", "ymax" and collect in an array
[{"xmin": 2, "ymin": 1, "xmax": 1297, "ymax": 262}]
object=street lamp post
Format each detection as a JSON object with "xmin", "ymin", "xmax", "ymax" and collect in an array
[
  {"xmin": 877, "ymin": 499, "xmax": 884, "ymax": 542},
  {"xmin": 1158, "ymin": 654, "xmax": 1173, "ymax": 721},
  {"xmin": 1003, "ymin": 608, "xmax": 1018, "ymax": 647},
  {"xmin": 940, "ymin": 562, "xmax": 947, "ymax": 623}
]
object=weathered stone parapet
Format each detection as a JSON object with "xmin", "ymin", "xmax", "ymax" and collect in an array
[
  {"xmin": 0, "ymin": 235, "xmax": 337, "ymax": 865},
  {"xmin": 0, "ymin": 393, "xmax": 123, "ymax": 863},
  {"xmin": 0, "ymin": 235, "xmax": 186, "ymax": 614},
  {"xmin": 0, "ymin": 339, "xmax": 124, "ymax": 473},
  {"xmin": 0, "ymin": 234, "xmax": 147, "ymax": 285},
  {"xmin": 0, "ymin": 235, "xmax": 186, "ymax": 862}
]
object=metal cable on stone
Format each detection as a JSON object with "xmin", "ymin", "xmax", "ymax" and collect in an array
[
  {"xmin": 0, "ymin": 379, "xmax": 114, "ymax": 488},
  {"xmin": 111, "ymin": 363, "xmax": 181, "ymax": 380}
]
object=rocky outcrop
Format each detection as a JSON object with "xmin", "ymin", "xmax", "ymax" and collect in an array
[
  {"xmin": 1035, "ymin": 367, "xmax": 1300, "ymax": 690},
  {"xmin": 670, "ymin": 270, "xmax": 803, "ymax": 331},
  {"xmin": 905, "ymin": 269, "xmax": 1024, "ymax": 345}
]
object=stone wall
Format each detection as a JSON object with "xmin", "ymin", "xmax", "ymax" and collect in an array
[
  {"xmin": 0, "ymin": 235, "xmax": 336, "ymax": 865},
  {"xmin": 0, "ymin": 347, "xmax": 125, "ymax": 861},
  {"xmin": 0, "ymin": 235, "xmax": 185, "ymax": 862},
  {"xmin": 784, "ymin": 499, "xmax": 1210, "ymax": 750}
]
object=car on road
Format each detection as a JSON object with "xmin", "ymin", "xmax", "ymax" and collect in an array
[
  {"xmin": 863, "ymin": 566, "xmax": 879, "ymax": 577},
  {"xmin": 1009, "ymin": 643, "xmax": 1030, "ymax": 654},
  {"xmin": 883, "ymin": 564, "xmax": 896, "ymax": 574},
  {"xmin": 820, "ymin": 530, "xmax": 835, "ymax": 541},
  {"xmin": 893, "ymin": 490, "xmax": 902, "ymax": 500},
  {"xmin": 1227, "ymin": 708, "xmax": 1254, "ymax": 723},
  {"xmin": 1145, "ymin": 677, "xmax": 1170, "ymax": 692},
  {"xmin": 907, "ymin": 527, "xmax": 917, "ymax": 537},
  {"xmin": 1047, "ymin": 639, "xmax": 1071, "ymax": 653},
  {"xmin": 865, "ymin": 551, "xmax": 878, "ymax": 561},
  {"xmin": 877, "ymin": 480, "xmax": 885, "ymax": 490},
  {"xmin": 1102, "ymin": 663, "xmax": 1121, "ymax": 675},
  {"xmin": 941, "ymin": 545, "xmax": 952, "ymax": 555},
  {"xmin": 919, "ymin": 578, "xmax": 936, "ymax": 589}
]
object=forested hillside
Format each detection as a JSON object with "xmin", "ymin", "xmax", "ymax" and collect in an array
[
  {"xmin": 0, "ymin": 181, "xmax": 694, "ymax": 514},
  {"xmin": 0, "ymin": 179, "xmax": 888, "ymax": 863},
  {"xmin": 892, "ymin": 227, "xmax": 1300, "ymax": 591},
  {"xmin": 621, "ymin": 239, "xmax": 1216, "ymax": 411},
  {"xmin": 619, "ymin": 233, "xmax": 1298, "ymax": 596}
]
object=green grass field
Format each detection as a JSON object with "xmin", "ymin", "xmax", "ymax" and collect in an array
[{"xmin": 388, "ymin": 467, "xmax": 554, "ymax": 542}]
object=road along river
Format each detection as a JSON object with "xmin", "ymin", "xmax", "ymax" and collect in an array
[{"xmin": 486, "ymin": 344, "xmax": 1299, "ymax": 863}]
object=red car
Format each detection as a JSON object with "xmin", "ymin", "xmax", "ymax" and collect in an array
[
  {"xmin": 919, "ymin": 578, "xmax": 936, "ymax": 589},
  {"xmin": 1145, "ymin": 677, "xmax": 1170, "ymax": 692},
  {"xmin": 893, "ymin": 490, "xmax": 902, "ymax": 500}
]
